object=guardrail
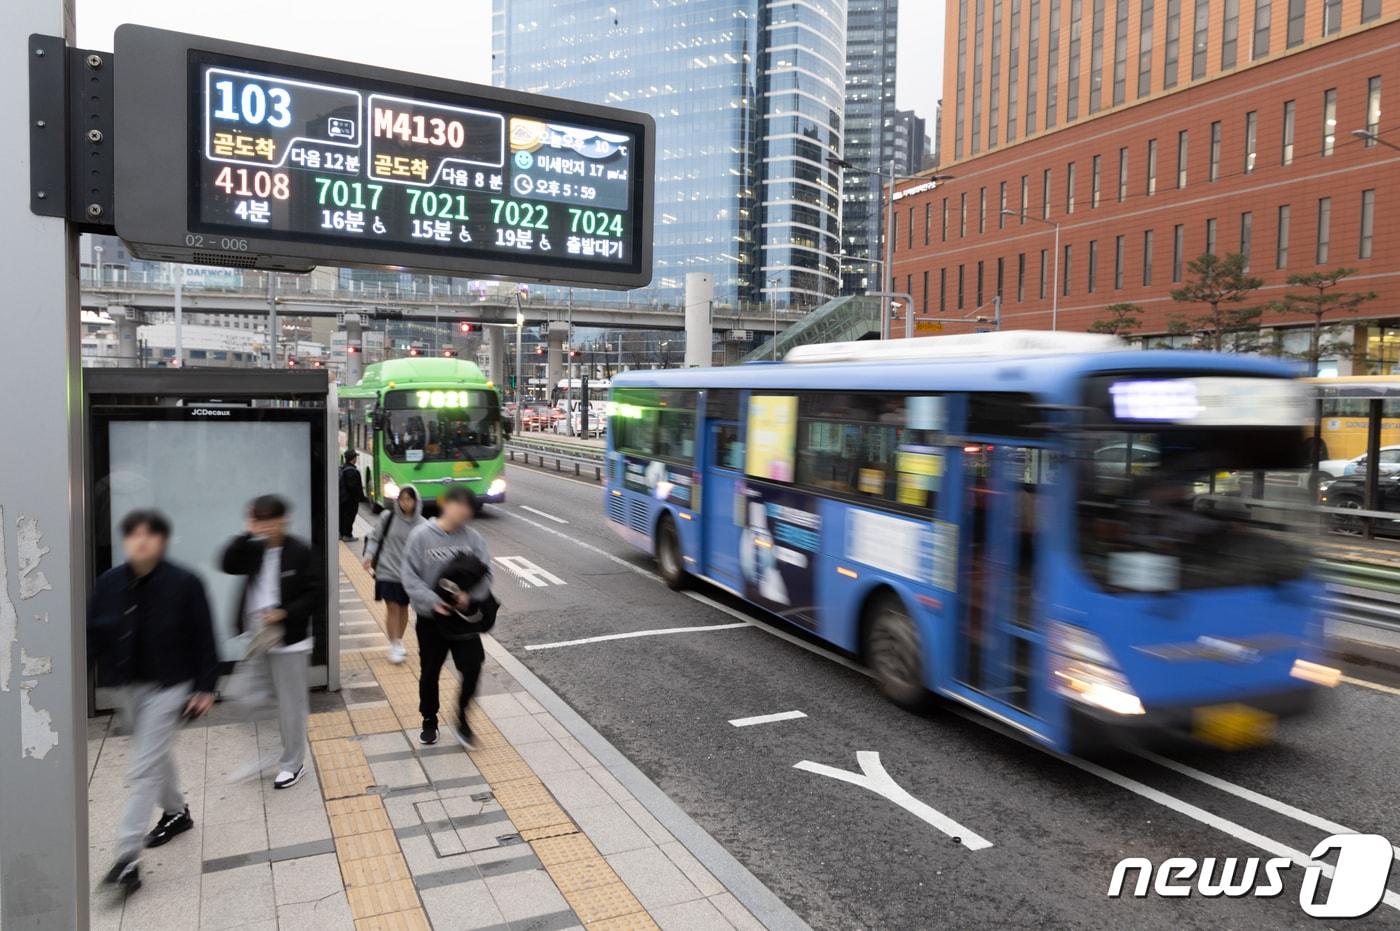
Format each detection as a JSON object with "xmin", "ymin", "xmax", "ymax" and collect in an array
[
  {"xmin": 1317, "ymin": 559, "xmax": 1400, "ymax": 634},
  {"xmin": 506, "ymin": 438, "xmax": 605, "ymax": 481}
]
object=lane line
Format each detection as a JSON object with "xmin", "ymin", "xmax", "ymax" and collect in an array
[
  {"xmin": 1341, "ymin": 675, "xmax": 1400, "ymax": 696},
  {"xmin": 519, "ymin": 505, "xmax": 569, "ymax": 524},
  {"xmin": 1067, "ymin": 752, "xmax": 1400, "ymax": 912},
  {"xmin": 525, "ymin": 623, "xmax": 751, "ymax": 651},
  {"xmin": 494, "ymin": 506, "xmax": 662, "ymax": 581},
  {"xmin": 730, "ymin": 710, "xmax": 807, "ymax": 728},
  {"xmin": 1140, "ymin": 750, "xmax": 1400, "ymax": 862}
]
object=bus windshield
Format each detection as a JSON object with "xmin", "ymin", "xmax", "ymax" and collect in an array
[
  {"xmin": 382, "ymin": 389, "xmax": 501, "ymax": 464},
  {"xmin": 1077, "ymin": 427, "xmax": 1313, "ymax": 592}
]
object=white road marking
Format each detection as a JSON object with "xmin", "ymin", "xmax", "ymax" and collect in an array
[
  {"xmin": 525, "ymin": 622, "xmax": 751, "ymax": 651},
  {"xmin": 496, "ymin": 507, "xmax": 658, "ymax": 580},
  {"xmin": 1341, "ymin": 675, "xmax": 1400, "ymax": 696},
  {"xmin": 1067, "ymin": 752, "xmax": 1400, "ymax": 912},
  {"xmin": 1140, "ymin": 750, "xmax": 1400, "ymax": 862},
  {"xmin": 495, "ymin": 555, "xmax": 566, "ymax": 587},
  {"xmin": 729, "ymin": 710, "xmax": 807, "ymax": 728},
  {"xmin": 795, "ymin": 751, "xmax": 992, "ymax": 851},
  {"xmin": 519, "ymin": 505, "xmax": 569, "ymax": 524}
]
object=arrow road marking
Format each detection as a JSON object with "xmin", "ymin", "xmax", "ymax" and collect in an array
[
  {"xmin": 794, "ymin": 751, "xmax": 992, "ymax": 851},
  {"xmin": 494, "ymin": 555, "xmax": 566, "ymax": 587}
]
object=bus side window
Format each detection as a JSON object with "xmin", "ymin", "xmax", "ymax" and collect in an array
[{"xmin": 713, "ymin": 423, "xmax": 743, "ymax": 470}]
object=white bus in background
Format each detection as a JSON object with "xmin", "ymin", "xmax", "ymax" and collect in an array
[{"xmin": 552, "ymin": 378, "xmax": 610, "ymax": 437}]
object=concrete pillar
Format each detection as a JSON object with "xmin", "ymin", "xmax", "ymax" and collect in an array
[
  {"xmin": 684, "ymin": 272, "xmax": 714, "ymax": 368},
  {"xmin": 109, "ymin": 305, "xmax": 141, "ymax": 365},
  {"xmin": 545, "ymin": 322, "xmax": 567, "ymax": 398},
  {"xmin": 487, "ymin": 325, "xmax": 506, "ymax": 388},
  {"xmin": 345, "ymin": 313, "xmax": 363, "ymax": 384}
]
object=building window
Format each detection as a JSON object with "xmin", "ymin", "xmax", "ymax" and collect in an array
[
  {"xmin": 1112, "ymin": 0, "xmax": 1129, "ymax": 107},
  {"xmin": 1042, "ymin": 168, "xmax": 1052, "ymax": 219},
  {"xmin": 1209, "ymin": 121, "xmax": 1221, "ymax": 181},
  {"xmin": 1143, "ymin": 229, "xmax": 1155, "ymax": 285},
  {"xmin": 1164, "ymin": 0, "xmax": 1182, "ymax": 88},
  {"xmin": 940, "ymin": 267, "xmax": 948, "ymax": 311},
  {"xmin": 1322, "ymin": 89, "xmax": 1337, "ymax": 157},
  {"xmin": 1066, "ymin": 161, "xmax": 1076, "ymax": 213},
  {"xmin": 1091, "ymin": 155, "xmax": 1101, "ymax": 207},
  {"xmin": 977, "ymin": 260, "xmax": 985, "ymax": 306},
  {"xmin": 960, "ymin": 192, "xmax": 968, "ymax": 237},
  {"xmin": 892, "ymin": 212, "xmax": 899, "ymax": 254},
  {"xmin": 923, "ymin": 269, "xmax": 930, "ymax": 312},
  {"xmin": 1089, "ymin": 0, "xmax": 1105, "ymax": 114},
  {"xmin": 1205, "ymin": 217, "xmax": 1217, "ymax": 255},
  {"xmin": 925, "ymin": 202, "xmax": 932, "ymax": 245},
  {"xmin": 1221, "ymin": 0, "xmax": 1240, "ymax": 69},
  {"xmin": 1281, "ymin": 100, "xmax": 1295, "ymax": 164},
  {"xmin": 1147, "ymin": 138, "xmax": 1158, "ymax": 194},
  {"xmin": 1192, "ymin": 0, "xmax": 1210, "ymax": 80},
  {"xmin": 990, "ymin": 0, "xmax": 1004, "ymax": 147},
  {"xmin": 942, "ymin": 197, "xmax": 949, "ymax": 241},
  {"xmin": 1244, "ymin": 111, "xmax": 1257, "ymax": 173},
  {"xmin": 1008, "ymin": 0, "xmax": 1021, "ymax": 141},
  {"xmin": 1114, "ymin": 235, "xmax": 1125, "ymax": 288},
  {"xmin": 1176, "ymin": 130, "xmax": 1188, "ymax": 188},
  {"xmin": 1316, "ymin": 197, "xmax": 1331, "ymax": 264},
  {"xmin": 1088, "ymin": 239, "xmax": 1099, "ymax": 292},
  {"xmin": 1172, "ymin": 224, "xmax": 1185, "ymax": 281},
  {"xmin": 1117, "ymin": 147, "xmax": 1129, "ymax": 202},
  {"xmin": 1047, "ymin": 0, "xmax": 1061, "ymax": 128},
  {"xmin": 972, "ymin": 0, "xmax": 984, "ymax": 155},
  {"xmin": 958, "ymin": 264, "xmax": 966, "ymax": 309},
  {"xmin": 1239, "ymin": 211, "xmax": 1252, "ymax": 267},
  {"xmin": 979, "ymin": 187, "xmax": 987, "ymax": 234},
  {"xmin": 1017, "ymin": 252, "xmax": 1026, "ymax": 301},
  {"xmin": 1363, "ymin": 0, "xmax": 1382, "ymax": 23},
  {"xmin": 999, "ymin": 181, "xmax": 1008, "ymax": 228},
  {"xmin": 956, "ymin": 0, "xmax": 968, "ymax": 159},
  {"xmin": 997, "ymin": 256, "xmax": 1005, "ymax": 299},
  {"xmin": 1360, "ymin": 189, "xmax": 1375, "ymax": 259},
  {"xmin": 1063, "ymin": 244, "xmax": 1073, "ymax": 295},
  {"xmin": 1366, "ymin": 77, "xmax": 1382, "ymax": 147},
  {"xmin": 1027, "ymin": 0, "xmax": 1041, "ymax": 133},
  {"xmin": 1286, "ymin": 0, "xmax": 1305, "ymax": 47},
  {"xmin": 1068, "ymin": 0, "xmax": 1083, "ymax": 120},
  {"xmin": 1020, "ymin": 175, "xmax": 1029, "ymax": 222},
  {"xmin": 1276, "ymin": 205, "xmax": 1291, "ymax": 268},
  {"xmin": 1039, "ymin": 248, "xmax": 1049, "ymax": 299},
  {"xmin": 908, "ymin": 207, "xmax": 915, "ymax": 249},
  {"xmin": 1252, "ymin": 0, "xmax": 1271, "ymax": 59},
  {"xmin": 1323, "ymin": 0, "xmax": 1341, "ymax": 35},
  {"xmin": 1138, "ymin": 0, "xmax": 1154, "ymax": 98}
]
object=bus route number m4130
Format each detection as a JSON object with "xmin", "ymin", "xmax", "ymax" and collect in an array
[{"xmin": 113, "ymin": 24, "xmax": 654, "ymax": 289}]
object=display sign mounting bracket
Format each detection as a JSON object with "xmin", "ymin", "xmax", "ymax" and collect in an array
[{"xmin": 28, "ymin": 34, "xmax": 116, "ymax": 232}]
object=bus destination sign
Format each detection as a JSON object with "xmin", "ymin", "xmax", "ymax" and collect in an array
[{"xmin": 115, "ymin": 26, "xmax": 655, "ymax": 288}]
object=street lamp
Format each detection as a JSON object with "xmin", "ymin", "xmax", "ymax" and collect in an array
[
  {"xmin": 93, "ymin": 244, "xmax": 103, "ymax": 283},
  {"xmin": 1351, "ymin": 128, "xmax": 1400, "ymax": 151},
  {"xmin": 828, "ymin": 156, "xmax": 954, "ymax": 339},
  {"xmin": 1002, "ymin": 210, "xmax": 1061, "ymax": 331}
]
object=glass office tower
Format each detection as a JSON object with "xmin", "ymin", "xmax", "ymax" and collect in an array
[
  {"xmin": 493, "ymin": 0, "xmax": 844, "ymax": 311},
  {"xmin": 841, "ymin": 0, "xmax": 899, "ymax": 295}
]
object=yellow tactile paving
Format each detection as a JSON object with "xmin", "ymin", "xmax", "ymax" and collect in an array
[
  {"xmin": 531, "ymin": 833, "xmax": 603, "ymax": 868},
  {"xmin": 586, "ymin": 912, "xmax": 663, "ymax": 931},
  {"xmin": 351, "ymin": 705, "xmax": 403, "ymax": 734},
  {"xmin": 563, "ymin": 881, "xmax": 648, "ymax": 925},
  {"xmin": 550, "ymin": 856, "xmax": 623, "ymax": 895},
  {"xmin": 320, "ymin": 764, "xmax": 378, "ymax": 800},
  {"xmin": 341, "ymin": 852, "xmax": 413, "ymax": 890},
  {"xmin": 506, "ymin": 801, "xmax": 573, "ymax": 832},
  {"xmin": 335, "ymin": 828, "xmax": 404, "ymax": 863},
  {"xmin": 346, "ymin": 878, "xmax": 422, "ymax": 920},
  {"xmin": 521, "ymin": 822, "xmax": 584, "ymax": 842},
  {"xmin": 312, "ymin": 736, "xmax": 368, "ymax": 768},
  {"xmin": 353, "ymin": 909, "xmax": 433, "ymax": 931},
  {"xmin": 327, "ymin": 795, "xmax": 387, "ymax": 816},
  {"xmin": 491, "ymin": 778, "xmax": 556, "ymax": 810},
  {"xmin": 329, "ymin": 802, "xmax": 394, "ymax": 838}
]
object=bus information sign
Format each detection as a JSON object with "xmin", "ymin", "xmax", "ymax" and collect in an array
[{"xmin": 115, "ymin": 26, "xmax": 655, "ymax": 289}]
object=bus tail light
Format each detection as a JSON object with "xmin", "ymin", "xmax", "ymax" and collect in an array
[{"xmin": 1049, "ymin": 622, "xmax": 1145, "ymax": 716}]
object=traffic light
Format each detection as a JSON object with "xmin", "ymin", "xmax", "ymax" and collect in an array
[
  {"xmin": 347, "ymin": 344, "xmax": 358, "ymax": 354},
  {"xmin": 286, "ymin": 356, "xmax": 298, "ymax": 367},
  {"xmin": 458, "ymin": 321, "xmax": 473, "ymax": 334},
  {"xmin": 442, "ymin": 348, "xmax": 457, "ymax": 358},
  {"xmin": 534, "ymin": 345, "xmax": 545, "ymax": 356},
  {"xmin": 568, "ymin": 349, "xmax": 580, "ymax": 359},
  {"xmin": 312, "ymin": 360, "xmax": 324, "ymax": 368},
  {"xmin": 408, "ymin": 346, "xmax": 422, "ymax": 357}
]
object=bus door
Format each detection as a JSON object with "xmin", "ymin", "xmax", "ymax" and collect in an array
[
  {"xmin": 700, "ymin": 390, "xmax": 745, "ymax": 590},
  {"xmin": 954, "ymin": 443, "xmax": 1049, "ymax": 716}
]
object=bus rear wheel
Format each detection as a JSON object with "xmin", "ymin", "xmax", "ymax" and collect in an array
[
  {"xmin": 866, "ymin": 595, "xmax": 927, "ymax": 709},
  {"xmin": 655, "ymin": 515, "xmax": 686, "ymax": 590}
]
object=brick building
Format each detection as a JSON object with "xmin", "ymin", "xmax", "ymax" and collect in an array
[{"xmin": 891, "ymin": 2, "xmax": 1399, "ymax": 373}]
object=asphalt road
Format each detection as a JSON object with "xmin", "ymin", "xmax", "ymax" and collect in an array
[{"xmin": 470, "ymin": 463, "xmax": 1400, "ymax": 930}]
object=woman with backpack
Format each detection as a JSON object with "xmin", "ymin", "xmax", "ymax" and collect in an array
[{"xmin": 362, "ymin": 485, "xmax": 425, "ymax": 664}]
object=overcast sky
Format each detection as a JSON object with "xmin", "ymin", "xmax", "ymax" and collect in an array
[{"xmin": 79, "ymin": 0, "xmax": 943, "ymax": 121}]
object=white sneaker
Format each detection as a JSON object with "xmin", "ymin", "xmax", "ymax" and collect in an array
[
  {"xmin": 388, "ymin": 642, "xmax": 406, "ymax": 664},
  {"xmin": 274, "ymin": 766, "xmax": 304, "ymax": 789}
]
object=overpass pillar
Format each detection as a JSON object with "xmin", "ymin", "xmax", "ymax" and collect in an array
[
  {"xmin": 108, "ymin": 305, "xmax": 141, "ymax": 365},
  {"xmin": 684, "ymin": 273, "xmax": 713, "ymax": 367},
  {"xmin": 487, "ymin": 325, "xmax": 506, "ymax": 389},
  {"xmin": 345, "ymin": 313, "xmax": 364, "ymax": 384},
  {"xmin": 545, "ymin": 322, "xmax": 568, "ymax": 398}
]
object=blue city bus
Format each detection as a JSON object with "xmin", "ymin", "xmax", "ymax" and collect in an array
[{"xmin": 605, "ymin": 332, "xmax": 1339, "ymax": 753}]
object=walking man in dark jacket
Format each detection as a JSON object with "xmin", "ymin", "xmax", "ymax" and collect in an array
[
  {"xmin": 88, "ymin": 510, "xmax": 219, "ymax": 894},
  {"xmin": 221, "ymin": 495, "xmax": 320, "ymax": 789},
  {"xmin": 339, "ymin": 450, "xmax": 365, "ymax": 541}
]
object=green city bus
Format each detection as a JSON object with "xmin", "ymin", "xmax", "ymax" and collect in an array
[{"xmin": 339, "ymin": 357, "xmax": 507, "ymax": 512}]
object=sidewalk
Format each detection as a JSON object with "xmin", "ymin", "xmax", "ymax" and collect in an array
[{"xmin": 86, "ymin": 545, "xmax": 794, "ymax": 930}]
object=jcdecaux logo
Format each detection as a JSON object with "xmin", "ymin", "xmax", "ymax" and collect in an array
[{"xmin": 1108, "ymin": 834, "xmax": 1394, "ymax": 918}]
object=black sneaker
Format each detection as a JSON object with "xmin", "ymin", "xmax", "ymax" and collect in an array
[
  {"xmin": 144, "ymin": 806, "xmax": 193, "ymax": 848},
  {"xmin": 274, "ymin": 765, "xmax": 305, "ymax": 789},
  {"xmin": 420, "ymin": 719, "xmax": 439, "ymax": 745},
  {"xmin": 103, "ymin": 856, "xmax": 141, "ymax": 893},
  {"xmin": 451, "ymin": 720, "xmax": 475, "ymax": 749}
]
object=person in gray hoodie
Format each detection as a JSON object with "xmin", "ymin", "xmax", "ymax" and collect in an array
[
  {"xmin": 362, "ymin": 485, "xmax": 426, "ymax": 664},
  {"xmin": 400, "ymin": 485, "xmax": 494, "ymax": 746}
]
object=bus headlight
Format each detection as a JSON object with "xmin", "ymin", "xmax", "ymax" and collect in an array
[
  {"xmin": 488, "ymin": 478, "xmax": 506, "ymax": 498},
  {"xmin": 382, "ymin": 477, "xmax": 401, "ymax": 499},
  {"xmin": 1049, "ymin": 622, "xmax": 1145, "ymax": 716}
]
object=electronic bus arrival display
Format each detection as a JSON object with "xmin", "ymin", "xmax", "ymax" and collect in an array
[{"xmin": 114, "ymin": 26, "xmax": 655, "ymax": 288}]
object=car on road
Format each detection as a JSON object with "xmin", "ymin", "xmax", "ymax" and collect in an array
[
  {"xmin": 1319, "ymin": 471, "xmax": 1400, "ymax": 535},
  {"xmin": 1317, "ymin": 445, "xmax": 1400, "ymax": 480}
]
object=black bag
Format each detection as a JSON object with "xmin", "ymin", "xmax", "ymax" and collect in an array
[
  {"xmin": 433, "ymin": 552, "xmax": 497, "ymax": 638},
  {"xmin": 366, "ymin": 509, "xmax": 394, "ymax": 571}
]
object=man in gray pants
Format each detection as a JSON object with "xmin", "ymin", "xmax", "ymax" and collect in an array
[{"xmin": 88, "ymin": 511, "xmax": 219, "ymax": 894}]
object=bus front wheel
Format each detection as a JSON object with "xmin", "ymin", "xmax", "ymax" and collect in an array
[
  {"xmin": 866, "ymin": 594, "xmax": 927, "ymax": 709},
  {"xmin": 655, "ymin": 516, "xmax": 687, "ymax": 590}
]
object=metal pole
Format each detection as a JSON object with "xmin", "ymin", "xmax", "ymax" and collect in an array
[
  {"xmin": 566, "ymin": 290, "xmax": 575, "ymax": 437},
  {"xmin": 1051, "ymin": 223, "xmax": 1061, "ymax": 332},
  {"xmin": 174, "ymin": 263, "xmax": 184, "ymax": 366},
  {"xmin": 266, "ymin": 272, "xmax": 277, "ymax": 366},
  {"xmin": 513, "ymin": 290, "xmax": 525, "ymax": 434},
  {"xmin": 904, "ymin": 298, "xmax": 914, "ymax": 339},
  {"xmin": 882, "ymin": 158, "xmax": 895, "ymax": 340},
  {"xmin": 1, "ymin": 16, "xmax": 88, "ymax": 930},
  {"xmin": 994, "ymin": 294, "xmax": 1003, "ymax": 331}
]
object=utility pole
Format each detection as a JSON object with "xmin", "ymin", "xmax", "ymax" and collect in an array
[
  {"xmin": 882, "ymin": 157, "xmax": 895, "ymax": 340},
  {"xmin": 266, "ymin": 272, "xmax": 278, "ymax": 366},
  {"xmin": 513, "ymin": 288, "xmax": 525, "ymax": 434},
  {"xmin": 173, "ymin": 263, "xmax": 184, "ymax": 366}
]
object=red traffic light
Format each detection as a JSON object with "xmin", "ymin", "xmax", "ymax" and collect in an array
[
  {"xmin": 312, "ymin": 360, "xmax": 324, "ymax": 368},
  {"xmin": 458, "ymin": 321, "xmax": 473, "ymax": 334},
  {"xmin": 408, "ymin": 347, "xmax": 421, "ymax": 357},
  {"xmin": 286, "ymin": 357, "xmax": 298, "ymax": 367},
  {"xmin": 347, "ymin": 345, "xmax": 358, "ymax": 354},
  {"xmin": 442, "ymin": 348, "xmax": 457, "ymax": 357},
  {"xmin": 534, "ymin": 346, "xmax": 545, "ymax": 356}
]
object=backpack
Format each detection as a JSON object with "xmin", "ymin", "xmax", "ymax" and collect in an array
[{"xmin": 366, "ymin": 509, "xmax": 394, "ymax": 571}]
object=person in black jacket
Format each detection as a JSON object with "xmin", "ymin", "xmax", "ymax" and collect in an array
[
  {"xmin": 88, "ymin": 510, "xmax": 218, "ymax": 895},
  {"xmin": 339, "ymin": 450, "xmax": 365, "ymax": 542},
  {"xmin": 220, "ymin": 495, "xmax": 320, "ymax": 790}
]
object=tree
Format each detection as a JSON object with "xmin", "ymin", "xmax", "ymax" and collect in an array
[
  {"xmin": 1270, "ymin": 268, "xmax": 1379, "ymax": 375},
  {"xmin": 1088, "ymin": 302, "xmax": 1143, "ymax": 337},
  {"xmin": 1169, "ymin": 252, "xmax": 1264, "ymax": 352}
]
